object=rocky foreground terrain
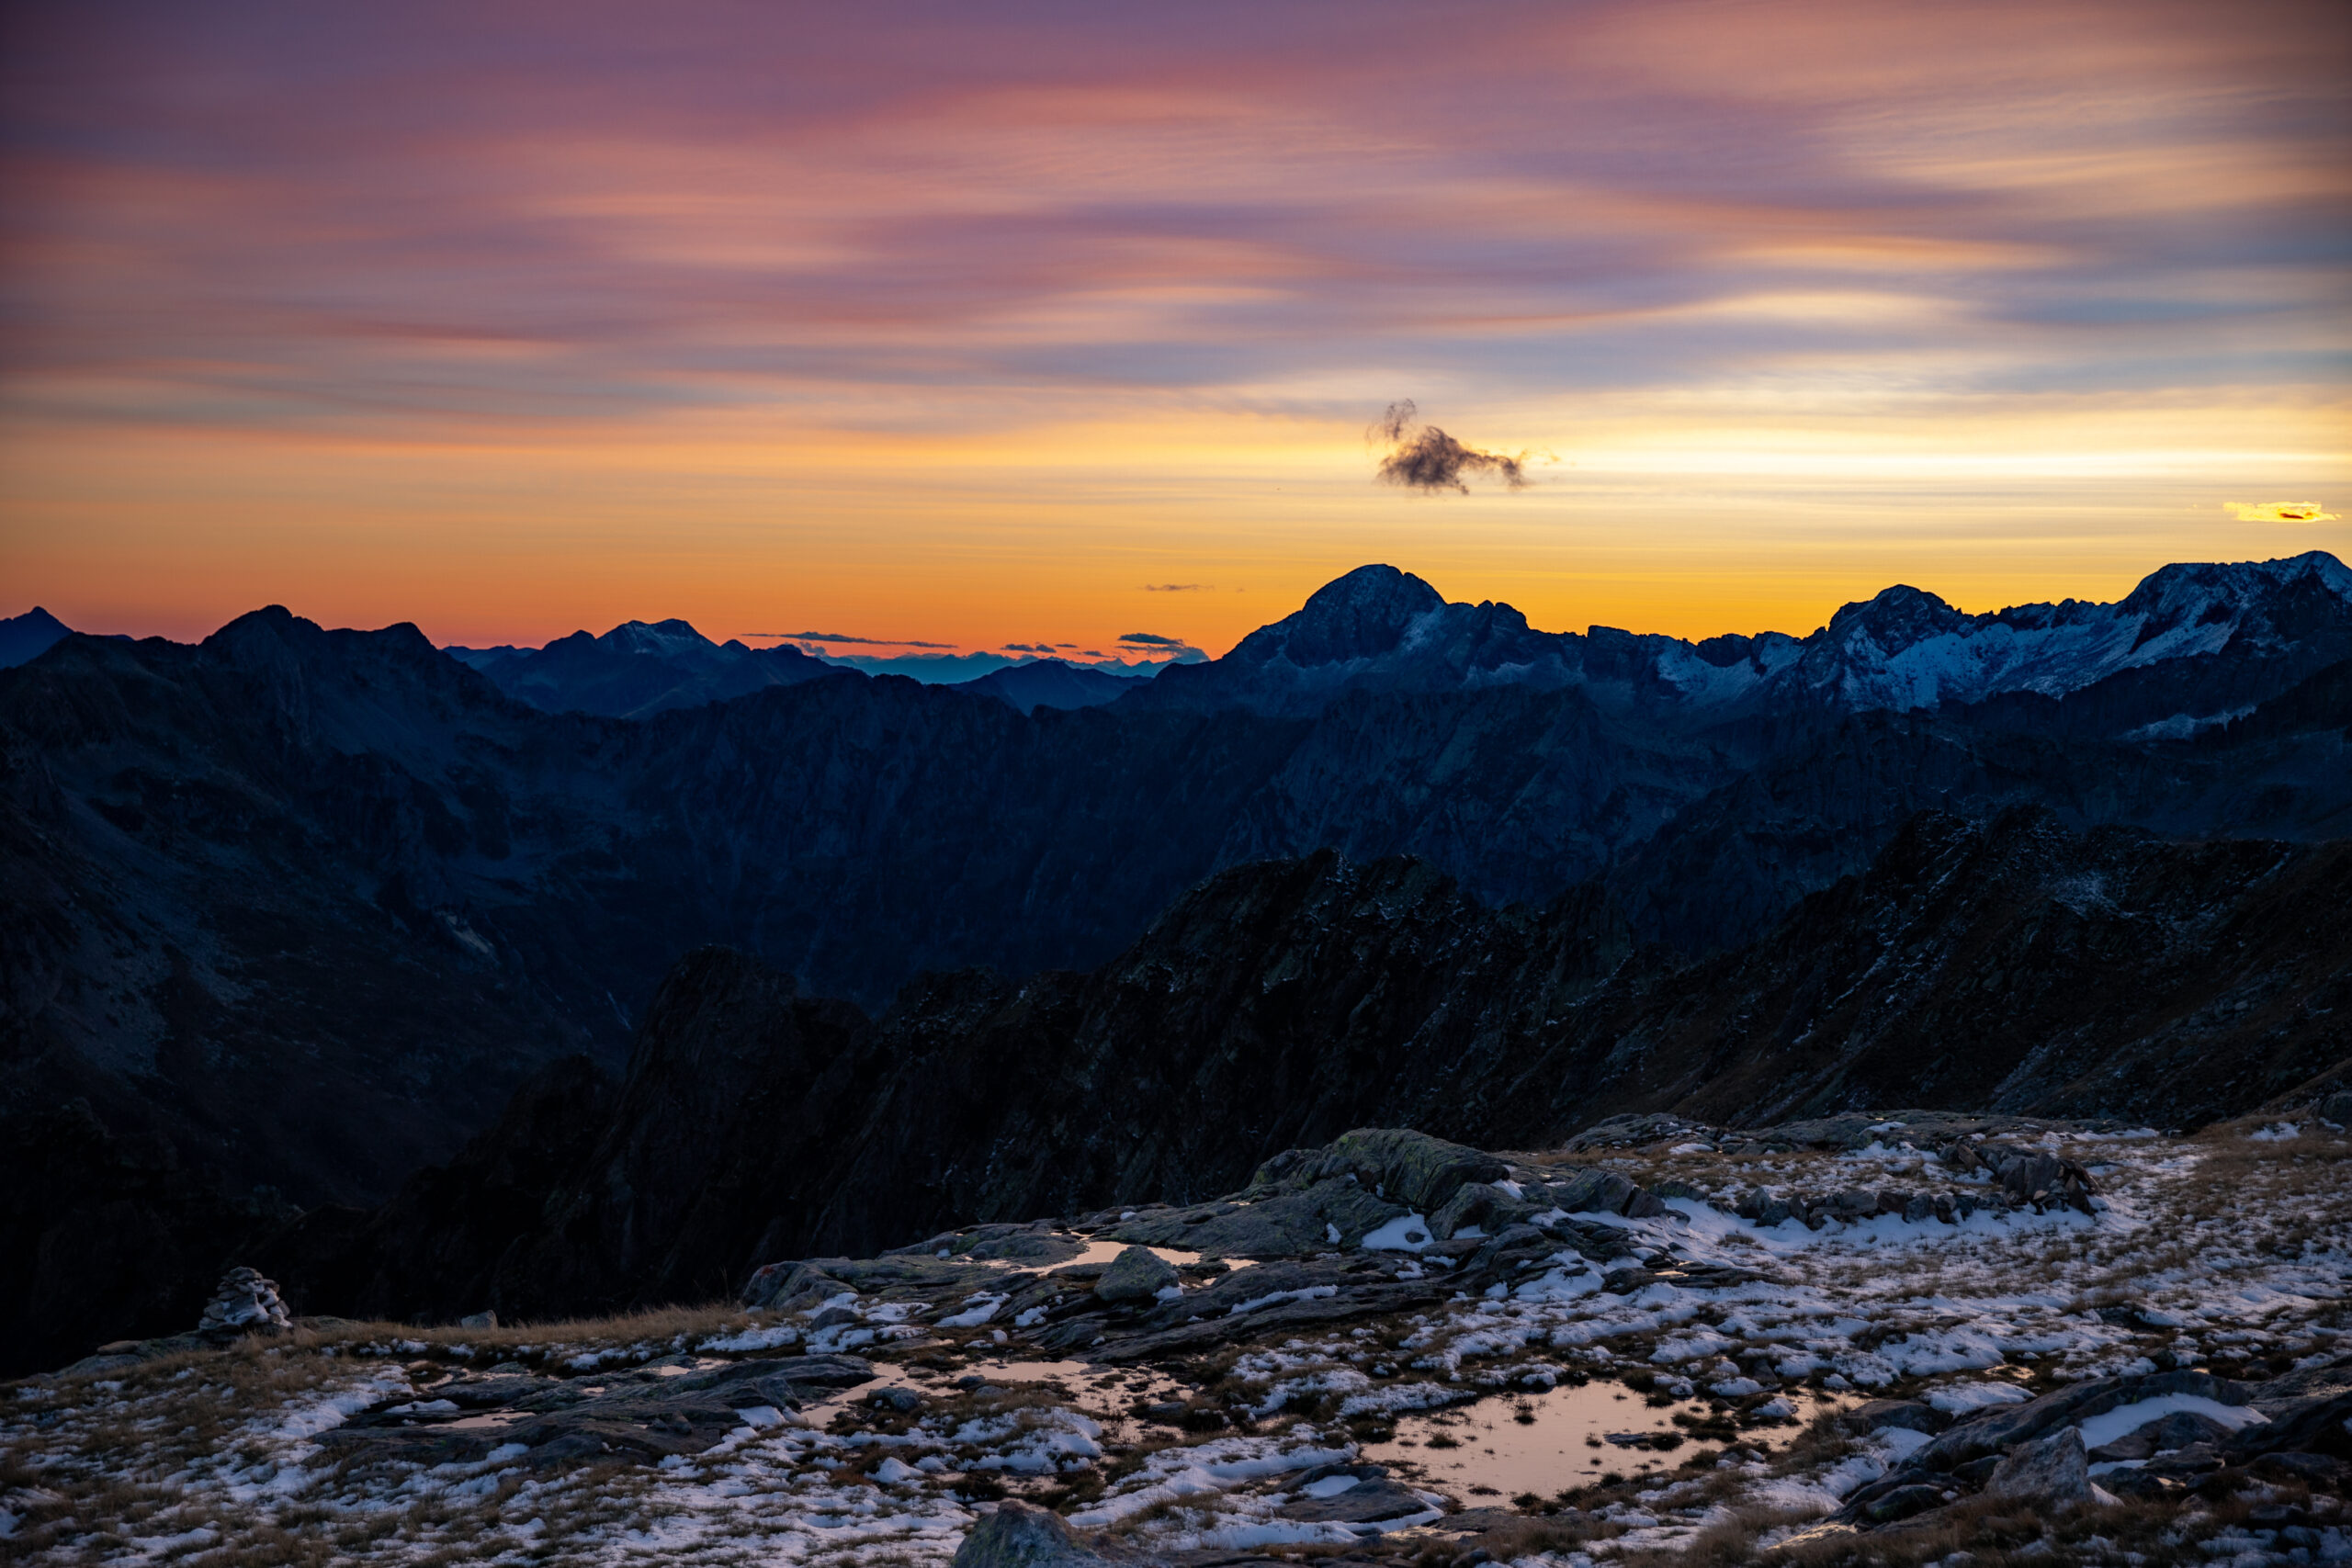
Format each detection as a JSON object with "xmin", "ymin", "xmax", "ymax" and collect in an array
[{"xmin": 7, "ymin": 1114, "xmax": 2348, "ymax": 1566}]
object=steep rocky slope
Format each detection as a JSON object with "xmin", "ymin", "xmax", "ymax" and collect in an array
[{"xmin": 249, "ymin": 809, "xmax": 2349, "ymax": 1337}]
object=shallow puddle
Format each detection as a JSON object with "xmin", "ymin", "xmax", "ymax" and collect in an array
[
  {"xmin": 1060, "ymin": 1239, "xmax": 1259, "ymax": 1272},
  {"xmin": 1364, "ymin": 1382, "xmax": 1838, "ymax": 1502}
]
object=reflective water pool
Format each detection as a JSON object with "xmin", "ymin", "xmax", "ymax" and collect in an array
[{"xmin": 1364, "ymin": 1382, "xmax": 1841, "ymax": 1502}]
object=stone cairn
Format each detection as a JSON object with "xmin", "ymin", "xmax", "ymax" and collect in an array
[{"xmin": 197, "ymin": 1267, "xmax": 293, "ymax": 1340}]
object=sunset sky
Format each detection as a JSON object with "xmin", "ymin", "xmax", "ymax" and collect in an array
[{"xmin": 2, "ymin": 0, "xmax": 2346, "ymax": 656}]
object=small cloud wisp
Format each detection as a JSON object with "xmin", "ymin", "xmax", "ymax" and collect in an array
[
  {"xmin": 1118, "ymin": 630, "xmax": 1205, "ymax": 660},
  {"xmin": 1372, "ymin": 400, "xmax": 1528, "ymax": 494},
  {"xmin": 752, "ymin": 630, "xmax": 958, "ymax": 648},
  {"xmin": 2225, "ymin": 501, "xmax": 2337, "ymax": 523}
]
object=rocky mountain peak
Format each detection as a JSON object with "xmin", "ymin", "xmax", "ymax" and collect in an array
[
  {"xmin": 0, "ymin": 605, "xmax": 73, "ymax": 671},
  {"xmin": 603, "ymin": 618, "xmax": 716, "ymax": 654},
  {"xmin": 2113, "ymin": 550, "xmax": 2352, "ymax": 651},
  {"xmin": 1230, "ymin": 564, "xmax": 1446, "ymax": 669},
  {"xmin": 1822, "ymin": 583, "xmax": 1973, "ymax": 650}
]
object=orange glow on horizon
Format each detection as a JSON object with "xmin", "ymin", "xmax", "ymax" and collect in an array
[
  {"xmin": 2, "ymin": 0, "xmax": 2346, "ymax": 648},
  {"xmin": 6, "ymin": 394, "xmax": 2345, "ymax": 653}
]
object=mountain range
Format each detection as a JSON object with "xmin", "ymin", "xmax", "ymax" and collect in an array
[
  {"xmin": 0, "ymin": 552, "xmax": 2347, "ymax": 1365},
  {"xmin": 440, "ymin": 621, "xmax": 1163, "ymax": 718}
]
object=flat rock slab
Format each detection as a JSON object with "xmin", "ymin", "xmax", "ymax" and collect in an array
[
  {"xmin": 322, "ymin": 1354, "xmax": 875, "ymax": 1469},
  {"xmin": 1907, "ymin": 1370, "xmax": 2248, "ymax": 1472},
  {"xmin": 1088, "ymin": 1276, "xmax": 1455, "ymax": 1362},
  {"xmin": 1282, "ymin": 1478, "xmax": 1430, "ymax": 1524},
  {"xmin": 1107, "ymin": 1179, "xmax": 1406, "ymax": 1257}
]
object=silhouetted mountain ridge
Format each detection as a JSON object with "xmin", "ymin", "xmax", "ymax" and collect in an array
[{"xmin": 0, "ymin": 555, "xmax": 2345, "ymax": 1226}]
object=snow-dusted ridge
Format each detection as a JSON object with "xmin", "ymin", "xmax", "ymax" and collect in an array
[{"xmin": 1143, "ymin": 549, "xmax": 2352, "ymax": 721}]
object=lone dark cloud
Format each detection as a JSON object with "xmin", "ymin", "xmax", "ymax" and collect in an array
[
  {"xmin": 1143, "ymin": 582, "xmax": 1211, "ymax": 592},
  {"xmin": 1118, "ymin": 631, "xmax": 1185, "ymax": 646},
  {"xmin": 1372, "ymin": 400, "xmax": 1527, "ymax": 493}
]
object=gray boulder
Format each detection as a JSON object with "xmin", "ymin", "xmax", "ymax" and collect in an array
[
  {"xmin": 2087, "ymin": 1409, "xmax": 2236, "ymax": 1462},
  {"xmin": 2228, "ymin": 1390, "xmax": 2352, "ymax": 1461},
  {"xmin": 1429, "ymin": 1181, "xmax": 1544, "ymax": 1240},
  {"xmin": 950, "ymin": 1500, "xmax": 1113, "ymax": 1568},
  {"xmin": 1985, "ymin": 1426, "xmax": 2090, "ymax": 1505},
  {"xmin": 1550, "ymin": 1168, "xmax": 1642, "ymax": 1215},
  {"xmin": 1094, "ymin": 1247, "xmax": 1180, "ymax": 1304},
  {"xmin": 1295, "ymin": 1128, "xmax": 1508, "ymax": 1213}
]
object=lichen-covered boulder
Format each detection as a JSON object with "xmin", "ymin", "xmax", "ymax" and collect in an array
[
  {"xmin": 1094, "ymin": 1246, "xmax": 1179, "ymax": 1304},
  {"xmin": 1299, "ymin": 1128, "xmax": 1508, "ymax": 1213}
]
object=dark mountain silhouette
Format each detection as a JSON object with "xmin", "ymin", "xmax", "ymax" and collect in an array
[
  {"xmin": 447, "ymin": 618, "xmax": 834, "ymax": 718},
  {"xmin": 953, "ymin": 659, "xmax": 1153, "ymax": 711},
  {"xmin": 0, "ymin": 556, "xmax": 2345, "ymax": 1225},
  {"xmin": 0, "ymin": 607, "xmax": 74, "ymax": 669}
]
